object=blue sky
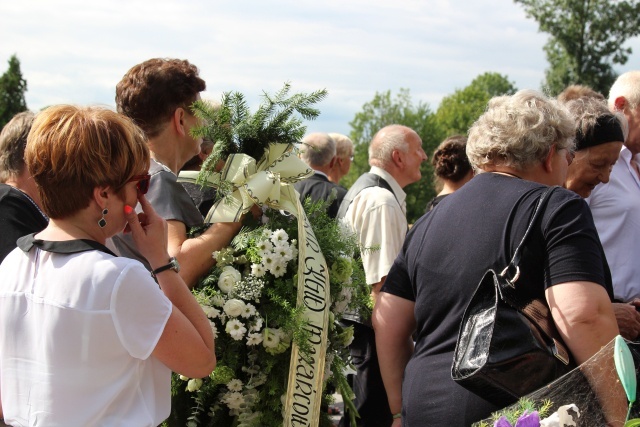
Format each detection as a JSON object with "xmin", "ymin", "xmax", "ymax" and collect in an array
[{"xmin": 2, "ymin": 0, "xmax": 640, "ymax": 136}]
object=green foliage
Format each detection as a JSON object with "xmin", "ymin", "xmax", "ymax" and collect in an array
[
  {"xmin": 514, "ymin": 0, "xmax": 640, "ymax": 95},
  {"xmin": 191, "ymin": 82, "xmax": 327, "ymax": 182},
  {"xmin": 0, "ymin": 55, "xmax": 28, "ymax": 130},
  {"xmin": 473, "ymin": 398, "xmax": 553, "ymax": 427},
  {"xmin": 435, "ymin": 72, "xmax": 517, "ymax": 137},
  {"xmin": 345, "ymin": 88, "xmax": 442, "ymax": 223}
]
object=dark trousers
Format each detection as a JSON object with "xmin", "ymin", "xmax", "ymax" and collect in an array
[{"xmin": 340, "ymin": 322, "xmax": 392, "ymax": 427}]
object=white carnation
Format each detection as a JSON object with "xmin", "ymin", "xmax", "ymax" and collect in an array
[
  {"xmin": 218, "ymin": 266, "xmax": 241, "ymax": 294},
  {"xmin": 262, "ymin": 328, "xmax": 281, "ymax": 348},
  {"xmin": 224, "ymin": 299, "xmax": 246, "ymax": 317}
]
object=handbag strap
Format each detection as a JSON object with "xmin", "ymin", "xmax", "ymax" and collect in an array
[{"xmin": 500, "ymin": 185, "xmax": 558, "ymax": 284}]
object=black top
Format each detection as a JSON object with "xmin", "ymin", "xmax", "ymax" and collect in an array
[
  {"xmin": 0, "ymin": 184, "xmax": 48, "ymax": 263},
  {"xmin": 293, "ymin": 173, "xmax": 347, "ymax": 219},
  {"xmin": 381, "ymin": 173, "xmax": 612, "ymax": 426},
  {"xmin": 425, "ymin": 193, "xmax": 448, "ymax": 212}
]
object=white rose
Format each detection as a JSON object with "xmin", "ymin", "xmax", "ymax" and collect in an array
[
  {"xmin": 218, "ymin": 266, "xmax": 241, "ymax": 294},
  {"xmin": 224, "ymin": 299, "xmax": 246, "ymax": 317}
]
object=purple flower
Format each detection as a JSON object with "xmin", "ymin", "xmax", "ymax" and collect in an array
[
  {"xmin": 493, "ymin": 411, "xmax": 541, "ymax": 427},
  {"xmin": 516, "ymin": 411, "xmax": 540, "ymax": 427},
  {"xmin": 494, "ymin": 417, "xmax": 513, "ymax": 427}
]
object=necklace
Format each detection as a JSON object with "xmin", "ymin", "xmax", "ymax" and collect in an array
[
  {"xmin": 492, "ymin": 171, "xmax": 522, "ymax": 179},
  {"xmin": 16, "ymin": 188, "xmax": 49, "ymax": 221}
]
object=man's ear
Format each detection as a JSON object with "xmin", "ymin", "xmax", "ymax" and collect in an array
[
  {"xmin": 173, "ymin": 108, "xmax": 187, "ymax": 137},
  {"xmin": 391, "ymin": 149, "xmax": 403, "ymax": 168},
  {"xmin": 614, "ymin": 96, "xmax": 628, "ymax": 112},
  {"xmin": 328, "ymin": 156, "xmax": 337, "ymax": 169}
]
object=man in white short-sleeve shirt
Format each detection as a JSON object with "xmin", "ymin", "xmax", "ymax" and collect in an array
[{"xmin": 337, "ymin": 124, "xmax": 427, "ymax": 427}]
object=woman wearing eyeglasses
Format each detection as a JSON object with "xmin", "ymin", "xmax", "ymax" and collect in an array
[{"xmin": 0, "ymin": 105, "xmax": 215, "ymax": 426}]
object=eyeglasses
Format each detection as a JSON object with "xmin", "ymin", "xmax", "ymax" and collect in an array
[{"xmin": 127, "ymin": 173, "xmax": 151, "ymax": 195}]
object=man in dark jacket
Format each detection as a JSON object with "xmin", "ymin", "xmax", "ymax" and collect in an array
[{"xmin": 294, "ymin": 133, "xmax": 347, "ymax": 218}]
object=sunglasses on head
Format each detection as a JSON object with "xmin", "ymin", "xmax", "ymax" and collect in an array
[{"xmin": 127, "ymin": 173, "xmax": 151, "ymax": 195}]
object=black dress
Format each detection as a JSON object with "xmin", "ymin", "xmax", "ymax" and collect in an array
[
  {"xmin": 381, "ymin": 173, "xmax": 612, "ymax": 427},
  {"xmin": 0, "ymin": 184, "xmax": 48, "ymax": 263}
]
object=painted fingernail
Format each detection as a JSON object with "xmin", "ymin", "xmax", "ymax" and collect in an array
[{"xmin": 124, "ymin": 205, "xmax": 133, "ymax": 215}]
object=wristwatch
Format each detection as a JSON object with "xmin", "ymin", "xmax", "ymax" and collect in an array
[{"xmin": 152, "ymin": 257, "xmax": 180, "ymax": 279}]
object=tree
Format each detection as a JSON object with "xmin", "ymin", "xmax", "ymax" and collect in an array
[
  {"xmin": 345, "ymin": 89, "xmax": 442, "ymax": 223},
  {"xmin": 514, "ymin": 0, "xmax": 640, "ymax": 95},
  {"xmin": 435, "ymin": 72, "xmax": 517, "ymax": 136},
  {"xmin": 0, "ymin": 55, "xmax": 28, "ymax": 130}
]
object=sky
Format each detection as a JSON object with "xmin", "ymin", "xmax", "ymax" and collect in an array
[{"xmin": 2, "ymin": 0, "xmax": 640, "ymax": 137}]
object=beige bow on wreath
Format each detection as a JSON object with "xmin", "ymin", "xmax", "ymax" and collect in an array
[{"xmin": 178, "ymin": 143, "xmax": 313, "ymax": 223}]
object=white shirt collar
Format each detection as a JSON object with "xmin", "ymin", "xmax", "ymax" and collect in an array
[{"xmin": 369, "ymin": 166, "xmax": 406, "ymax": 205}]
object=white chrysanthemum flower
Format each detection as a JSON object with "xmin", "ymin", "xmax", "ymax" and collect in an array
[
  {"xmin": 262, "ymin": 254, "xmax": 275, "ymax": 271},
  {"xmin": 223, "ymin": 299, "xmax": 246, "ymax": 317},
  {"xmin": 251, "ymin": 316, "xmax": 264, "ymax": 332},
  {"xmin": 218, "ymin": 266, "xmax": 241, "ymax": 294},
  {"xmin": 270, "ymin": 229, "xmax": 289, "ymax": 245},
  {"xmin": 262, "ymin": 328, "xmax": 281, "ymax": 348},
  {"xmin": 211, "ymin": 294, "xmax": 225, "ymax": 307},
  {"xmin": 226, "ymin": 319, "xmax": 247, "ymax": 340},
  {"xmin": 223, "ymin": 391, "xmax": 246, "ymax": 410},
  {"xmin": 256, "ymin": 239, "xmax": 274, "ymax": 256},
  {"xmin": 273, "ymin": 244, "xmax": 293, "ymax": 262},
  {"xmin": 227, "ymin": 378, "xmax": 243, "ymax": 392},
  {"xmin": 250, "ymin": 263, "xmax": 266, "ymax": 278},
  {"xmin": 202, "ymin": 305, "xmax": 221, "ymax": 319},
  {"xmin": 209, "ymin": 320, "xmax": 219, "ymax": 339},
  {"xmin": 246, "ymin": 332, "xmax": 263, "ymax": 346},
  {"xmin": 241, "ymin": 303, "xmax": 256, "ymax": 318},
  {"xmin": 269, "ymin": 260, "xmax": 287, "ymax": 278},
  {"xmin": 186, "ymin": 378, "xmax": 203, "ymax": 392}
]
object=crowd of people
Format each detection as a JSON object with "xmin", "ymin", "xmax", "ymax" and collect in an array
[{"xmin": 0, "ymin": 57, "xmax": 639, "ymax": 427}]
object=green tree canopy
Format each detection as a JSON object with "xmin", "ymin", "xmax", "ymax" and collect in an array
[
  {"xmin": 514, "ymin": 0, "xmax": 640, "ymax": 95},
  {"xmin": 435, "ymin": 72, "xmax": 517, "ymax": 136},
  {"xmin": 0, "ymin": 55, "xmax": 28, "ymax": 130},
  {"xmin": 345, "ymin": 88, "xmax": 442, "ymax": 223}
]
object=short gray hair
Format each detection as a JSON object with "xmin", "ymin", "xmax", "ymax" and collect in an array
[
  {"xmin": 608, "ymin": 70, "xmax": 640, "ymax": 111},
  {"xmin": 467, "ymin": 90, "xmax": 575, "ymax": 172},
  {"xmin": 368, "ymin": 125, "xmax": 413, "ymax": 167},
  {"xmin": 0, "ymin": 111, "xmax": 35, "ymax": 182},
  {"xmin": 299, "ymin": 133, "xmax": 336, "ymax": 167},
  {"xmin": 328, "ymin": 133, "xmax": 353, "ymax": 159}
]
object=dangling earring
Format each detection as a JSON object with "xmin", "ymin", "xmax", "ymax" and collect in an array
[{"xmin": 98, "ymin": 208, "xmax": 108, "ymax": 228}]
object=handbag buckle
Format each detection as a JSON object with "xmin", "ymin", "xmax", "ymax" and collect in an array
[
  {"xmin": 499, "ymin": 265, "xmax": 520, "ymax": 288},
  {"xmin": 552, "ymin": 338, "xmax": 570, "ymax": 365}
]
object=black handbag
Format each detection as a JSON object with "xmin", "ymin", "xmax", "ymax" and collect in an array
[{"xmin": 451, "ymin": 186, "xmax": 575, "ymax": 405}]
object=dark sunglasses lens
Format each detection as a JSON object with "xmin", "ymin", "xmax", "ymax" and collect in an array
[{"xmin": 138, "ymin": 177, "xmax": 150, "ymax": 194}]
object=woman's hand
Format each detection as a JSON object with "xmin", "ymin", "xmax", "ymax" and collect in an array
[{"xmin": 123, "ymin": 194, "xmax": 170, "ymax": 270}]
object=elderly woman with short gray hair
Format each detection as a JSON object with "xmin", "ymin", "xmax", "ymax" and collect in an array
[{"xmin": 373, "ymin": 90, "xmax": 621, "ymax": 426}]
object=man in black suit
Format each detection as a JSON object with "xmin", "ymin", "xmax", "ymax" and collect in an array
[{"xmin": 294, "ymin": 133, "xmax": 347, "ymax": 218}]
